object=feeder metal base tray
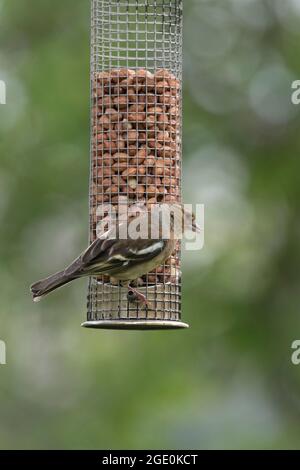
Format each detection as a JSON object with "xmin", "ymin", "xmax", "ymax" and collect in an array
[{"xmin": 81, "ymin": 320, "xmax": 189, "ymax": 330}]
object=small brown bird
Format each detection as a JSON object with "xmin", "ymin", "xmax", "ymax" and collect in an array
[{"xmin": 30, "ymin": 203, "xmax": 200, "ymax": 305}]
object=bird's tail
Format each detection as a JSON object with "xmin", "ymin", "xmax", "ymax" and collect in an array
[{"xmin": 30, "ymin": 270, "xmax": 76, "ymax": 302}]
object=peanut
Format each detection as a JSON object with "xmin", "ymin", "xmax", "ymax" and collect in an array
[{"xmin": 122, "ymin": 167, "xmax": 137, "ymax": 177}]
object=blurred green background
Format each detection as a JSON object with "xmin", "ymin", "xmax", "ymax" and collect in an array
[{"xmin": 1, "ymin": 0, "xmax": 300, "ymax": 450}]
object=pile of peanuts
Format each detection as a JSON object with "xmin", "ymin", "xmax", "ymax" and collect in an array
[{"xmin": 90, "ymin": 68, "xmax": 181, "ymax": 286}]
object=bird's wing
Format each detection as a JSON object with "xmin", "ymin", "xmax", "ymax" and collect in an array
[
  {"xmin": 76, "ymin": 237, "xmax": 167, "ymax": 276},
  {"xmin": 62, "ymin": 238, "xmax": 119, "ymax": 276},
  {"xmin": 109, "ymin": 238, "xmax": 166, "ymax": 262}
]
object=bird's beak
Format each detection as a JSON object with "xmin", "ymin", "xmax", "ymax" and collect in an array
[{"xmin": 192, "ymin": 221, "xmax": 201, "ymax": 233}]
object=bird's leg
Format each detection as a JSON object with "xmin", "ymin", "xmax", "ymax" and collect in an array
[
  {"xmin": 128, "ymin": 286, "xmax": 149, "ymax": 306},
  {"xmin": 123, "ymin": 281, "xmax": 152, "ymax": 309}
]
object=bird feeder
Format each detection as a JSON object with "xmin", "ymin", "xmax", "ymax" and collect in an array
[{"xmin": 82, "ymin": 0, "xmax": 188, "ymax": 330}]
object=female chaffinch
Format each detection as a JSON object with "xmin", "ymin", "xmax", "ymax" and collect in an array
[{"xmin": 30, "ymin": 203, "xmax": 200, "ymax": 306}]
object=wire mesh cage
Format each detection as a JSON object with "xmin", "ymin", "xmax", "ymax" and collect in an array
[{"xmin": 82, "ymin": 0, "xmax": 188, "ymax": 330}]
